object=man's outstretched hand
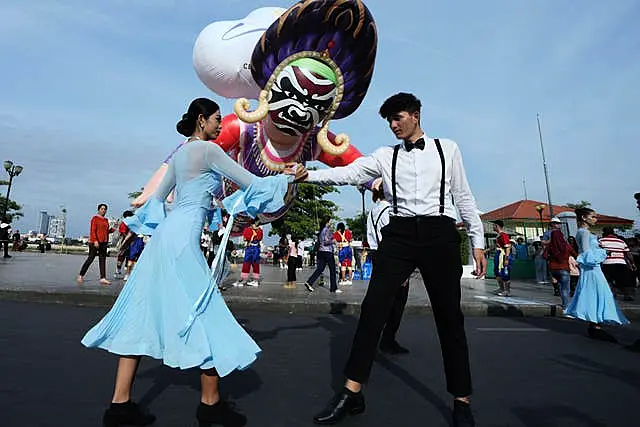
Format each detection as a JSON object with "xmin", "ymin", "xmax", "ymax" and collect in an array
[{"xmin": 283, "ymin": 163, "xmax": 309, "ymax": 183}]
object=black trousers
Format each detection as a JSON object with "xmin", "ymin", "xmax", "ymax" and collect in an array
[
  {"xmin": 344, "ymin": 216, "xmax": 471, "ymax": 397},
  {"xmin": 287, "ymin": 255, "xmax": 298, "ymax": 282},
  {"xmin": 307, "ymin": 251, "xmax": 338, "ymax": 291},
  {"xmin": 79, "ymin": 242, "xmax": 109, "ymax": 278},
  {"xmin": 2, "ymin": 240, "xmax": 9, "ymax": 257},
  {"xmin": 602, "ymin": 264, "xmax": 636, "ymax": 296},
  {"xmin": 370, "ymin": 250, "xmax": 410, "ymax": 343}
]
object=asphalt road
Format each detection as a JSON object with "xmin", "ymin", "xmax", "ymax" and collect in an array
[{"xmin": 1, "ymin": 301, "xmax": 639, "ymax": 427}]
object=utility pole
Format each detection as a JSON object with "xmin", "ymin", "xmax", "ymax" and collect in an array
[{"xmin": 537, "ymin": 113, "xmax": 554, "ymax": 218}]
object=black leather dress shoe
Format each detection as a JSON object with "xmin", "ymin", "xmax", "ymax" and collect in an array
[
  {"xmin": 452, "ymin": 400, "xmax": 475, "ymax": 427},
  {"xmin": 379, "ymin": 340, "xmax": 410, "ymax": 355},
  {"xmin": 313, "ymin": 389, "xmax": 365, "ymax": 425}
]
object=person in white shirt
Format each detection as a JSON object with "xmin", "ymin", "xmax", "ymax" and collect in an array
[
  {"xmin": 367, "ymin": 179, "xmax": 410, "ymax": 355},
  {"xmin": 285, "ymin": 92, "xmax": 486, "ymax": 427}
]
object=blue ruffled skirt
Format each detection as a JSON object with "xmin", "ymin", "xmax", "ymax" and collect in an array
[{"xmin": 81, "ymin": 174, "xmax": 290, "ymax": 375}]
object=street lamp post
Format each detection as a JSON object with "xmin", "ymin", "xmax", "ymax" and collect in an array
[
  {"xmin": 2, "ymin": 160, "xmax": 24, "ymax": 220},
  {"xmin": 536, "ymin": 114, "xmax": 554, "ymax": 218},
  {"xmin": 535, "ymin": 203, "xmax": 546, "ymax": 238}
]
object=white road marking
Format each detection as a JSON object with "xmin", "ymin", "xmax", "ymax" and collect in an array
[
  {"xmin": 476, "ymin": 328, "xmax": 549, "ymax": 332},
  {"xmin": 473, "ymin": 295, "xmax": 549, "ymax": 306}
]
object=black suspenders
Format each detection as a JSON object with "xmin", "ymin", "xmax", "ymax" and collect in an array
[
  {"xmin": 391, "ymin": 145, "xmax": 401, "ymax": 214},
  {"xmin": 434, "ymin": 138, "xmax": 446, "ymax": 215},
  {"xmin": 391, "ymin": 138, "xmax": 446, "ymax": 216}
]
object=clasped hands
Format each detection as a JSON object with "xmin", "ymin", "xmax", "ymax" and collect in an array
[{"xmin": 283, "ymin": 162, "xmax": 309, "ymax": 183}]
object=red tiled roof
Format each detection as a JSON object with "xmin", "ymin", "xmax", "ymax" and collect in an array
[{"xmin": 480, "ymin": 199, "xmax": 634, "ymax": 225}]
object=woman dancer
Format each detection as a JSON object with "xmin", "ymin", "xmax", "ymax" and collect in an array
[
  {"xmin": 81, "ymin": 98, "xmax": 290, "ymax": 427},
  {"xmin": 564, "ymin": 208, "xmax": 629, "ymax": 341}
]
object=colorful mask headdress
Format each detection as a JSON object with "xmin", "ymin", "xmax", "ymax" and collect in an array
[{"xmin": 234, "ymin": 0, "xmax": 377, "ymax": 155}]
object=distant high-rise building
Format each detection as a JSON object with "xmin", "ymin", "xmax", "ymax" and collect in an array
[{"xmin": 38, "ymin": 211, "xmax": 50, "ymax": 235}]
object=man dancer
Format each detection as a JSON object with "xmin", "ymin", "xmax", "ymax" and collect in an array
[
  {"xmin": 234, "ymin": 218, "xmax": 263, "ymax": 287},
  {"xmin": 334, "ymin": 223, "xmax": 353, "ymax": 285},
  {"xmin": 366, "ymin": 179, "xmax": 410, "ymax": 354},
  {"xmin": 286, "ymin": 92, "xmax": 486, "ymax": 426},
  {"xmin": 492, "ymin": 220, "xmax": 512, "ymax": 297}
]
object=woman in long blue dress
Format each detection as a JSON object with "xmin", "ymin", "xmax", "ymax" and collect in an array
[
  {"xmin": 81, "ymin": 98, "xmax": 290, "ymax": 427},
  {"xmin": 564, "ymin": 208, "xmax": 629, "ymax": 341}
]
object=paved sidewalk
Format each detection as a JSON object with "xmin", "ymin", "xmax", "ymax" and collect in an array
[{"xmin": 1, "ymin": 252, "xmax": 639, "ymax": 318}]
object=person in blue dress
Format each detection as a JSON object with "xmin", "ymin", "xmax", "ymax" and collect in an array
[
  {"xmin": 564, "ymin": 207, "xmax": 629, "ymax": 341},
  {"xmin": 81, "ymin": 98, "xmax": 290, "ymax": 427}
]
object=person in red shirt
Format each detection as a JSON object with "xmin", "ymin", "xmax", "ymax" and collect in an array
[
  {"xmin": 492, "ymin": 220, "xmax": 513, "ymax": 296},
  {"xmin": 234, "ymin": 218, "xmax": 263, "ymax": 287},
  {"xmin": 334, "ymin": 222, "xmax": 353, "ymax": 285},
  {"xmin": 115, "ymin": 210, "xmax": 134, "ymax": 278},
  {"xmin": 77, "ymin": 203, "xmax": 115, "ymax": 285}
]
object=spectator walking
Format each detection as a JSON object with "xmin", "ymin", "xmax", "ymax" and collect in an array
[
  {"xmin": 304, "ymin": 216, "xmax": 339, "ymax": 293},
  {"xmin": 0, "ymin": 218, "xmax": 11, "ymax": 259},
  {"xmin": 547, "ymin": 227, "xmax": 577, "ymax": 309},
  {"xmin": 492, "ymin": 220, "xmax": 512, "ymax": 296},
  {"xmin": 600, "ymin": 227, "xmax": 637, "ymax": 301},
  {"xmin": 285, "ymin": 236, "xmax": 299, "ymax": 288},
  {"xmin": 77, "ymin": 203, "xmax": 114, "ymax": 285}
]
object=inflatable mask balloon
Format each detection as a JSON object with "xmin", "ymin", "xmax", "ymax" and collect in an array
[
  {"xmin": 136, "ymin": 1, "xmax": 378, "ymax": 234},
  {"xmin": 193, "ymin": 7, "xmax": 286, "ymax": 100}
]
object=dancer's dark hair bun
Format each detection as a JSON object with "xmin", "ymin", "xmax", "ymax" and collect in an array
[{"xmin": 176, "ymin": 98, "xmax": 220, "ymax": 137}]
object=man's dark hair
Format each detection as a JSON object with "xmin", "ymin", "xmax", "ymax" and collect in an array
[
  {"xmin": 602, "ymin": 226, "xmax": 615, "ymax": 237},
  {"xmin": 337, "ymin": 222, "xmax": 345, "ymax": 232},
  {"xmin": 98, "ymin": 203, "xmax": 108, "ymax": 210},
  {"xmin": 379, "ymin": 92, "xmax": 422, "ymax": 119},
  {"xmin": 122, "ymin": 210, "xmax": 134, "ymax": 218},
  {"xmin": 492, "ymin": 219, "xmax": 504, "ymax": 228}
]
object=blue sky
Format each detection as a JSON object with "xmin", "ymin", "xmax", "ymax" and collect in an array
[{"xmin": 1, "ymin": 0, "xmax": 639, "ymax": 239}]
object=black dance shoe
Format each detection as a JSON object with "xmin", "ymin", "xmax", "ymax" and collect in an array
[
  {"xmin": 313, "ymin": 388, "xmax": 365, "ymax": 425},
  {"xmin": 587, "ymin": 325, "xmax": 618, "ymax": 343},
  {"xmin": 452, "ymin": 400, "xmax": 475, "ymax": 427},
  {"xmin": 103, "ymin": 401, "xmax": 156, "ymax": 427},
  {"xmin": 196, "ymin": 401, "xmax": 247, "ymax": 427},
  {"xmin": 379, "ymin": 340, "xmax": 410, "ymax": 355},
  {"xmin": 627, "ymin": 338, "xmax": 640, "ymax": 352}
]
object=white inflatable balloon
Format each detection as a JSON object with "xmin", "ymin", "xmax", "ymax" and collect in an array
[{"xmin": 193, "ymin": 7, "xmax": 286, "ymax": 100}]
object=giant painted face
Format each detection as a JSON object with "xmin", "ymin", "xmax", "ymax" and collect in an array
[{"xmin": 268, "ymin": 62, "xmax": 337, "ymax": 136}]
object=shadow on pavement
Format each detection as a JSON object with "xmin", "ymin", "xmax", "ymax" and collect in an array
[
  {"xmin": 551, "ymin": 353, "xmax": 640, "ymax": 392},
  {"xmin": 512, "ymin": 404, "xmax": 607, "ymax": 427},
  {"xmin": 136, "ymin": 363, "xmax": 263, "ymax": 409}
]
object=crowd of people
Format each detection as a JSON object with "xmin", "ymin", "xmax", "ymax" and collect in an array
[{"xmin": 491, "ymin": 217, "xmax": 639, "ymax": 304}]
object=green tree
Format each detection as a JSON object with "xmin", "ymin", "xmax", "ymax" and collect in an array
[
  {"xmin": 269, "ymin": 182, "xmax": 340, "ymax": 239},
  {"xmin": 128, "ymin": 188, "xmax": 143, "ymax": 200},
  {"xmin": 345, "ymin": 213, "xmax": 367, "ymax": 241},
  {"xmin": 0, "ymin": 182, "xmax": 23, "ymax": 221},
  {"xmin": 566, "ymin": 200, "xmax": 591, "ymax": 210}
]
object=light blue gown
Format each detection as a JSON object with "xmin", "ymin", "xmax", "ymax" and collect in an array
[
  {"xmin": 564, "ymin": 228, "xmax": 629, "ymax": 325},
  {"xmin": 81, "ymin": 141, "xmax": 290, "ymax": 376}
]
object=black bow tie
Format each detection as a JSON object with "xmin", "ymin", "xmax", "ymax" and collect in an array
[{"xmin": 405, "ymin": 137, "xmax": 425, "ymax": 151}]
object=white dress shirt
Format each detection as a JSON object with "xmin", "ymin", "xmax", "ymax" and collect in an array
[
  {"xmin": 307, "ymin": 135, "xmax": 485, "ymax": 249},
  {"xmin": 367, "ymin": 199, "xmax": 391, "ymax": 250}
]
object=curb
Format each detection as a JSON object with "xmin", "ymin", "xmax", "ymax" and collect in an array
[{"xmin": 3, "ymin": 289, "xmax": 640, "ymax": 319}]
